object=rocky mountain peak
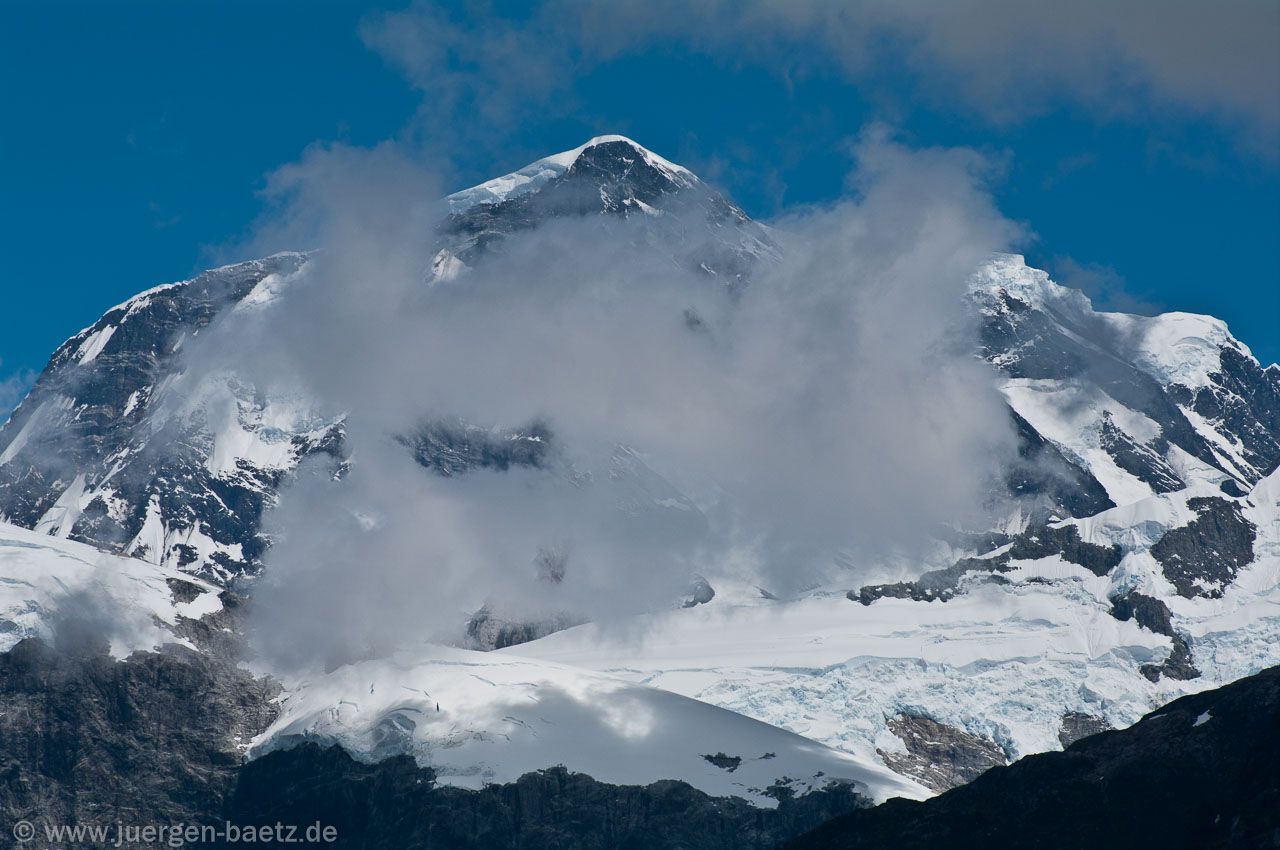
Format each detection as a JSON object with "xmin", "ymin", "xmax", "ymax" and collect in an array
[
  {"xmin": 435, "ymin": 135, "xmax": 771, "ymax": 281},
  {"xmin": 446, "ymin": 135, "xmax": 696, "ymax": 216}
]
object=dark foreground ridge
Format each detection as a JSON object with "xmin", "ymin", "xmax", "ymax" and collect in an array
[
  {"xmin": 9, "ymin": 631, "xmax": 1277, "ymax": 849},
  {"xmin": 784, "ymin": 664, "xmax": 1280, "ymax": 850},
  {"xmin": 227, "ymin": 744, "xmax": 862, "ymax": 850},
  {"xmin": 0, "ymin": 637, "xmax": 865, "ymax": 850}
]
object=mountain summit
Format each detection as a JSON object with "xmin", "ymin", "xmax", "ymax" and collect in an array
[
  {"xmin": 446, "ymin": 135, "xmax": 698, "ymax": 214},
  {"xmin": 433, "ymin": 135, "xmax": 775, "ymax": 281},
  {"xmin": 0, "ymin": 140, "xmax": 1277, "ymax": 807}
]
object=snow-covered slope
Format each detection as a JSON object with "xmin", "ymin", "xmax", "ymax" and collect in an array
[
  {"xmin": 433, "ymin": 134, "xmax": 777, "ymax": 285},
  {"xmin": 252, "ymin": 645, "xmax": 928, "ymax": 806},
  {"xmin": 0, "ymin": 252, "xmax": 344, "ymax": 582},
  {"xmin": 0, "ymin": 515, "xmax": 930, "ymax": 808},
  {"xmin": 975, "ymin": 254, "xmax": 1280, "ymax": 506},
  {"xmin": 505, "ymin": 467, "xmax": 1280, "ymax": 789},
  {"xmin": 502, "ymin": 581, "xmax": 1170, "ymax": 761},
  {"xmin": 0, "ymin": 519, "xmax": 224, "ymax": 657},
  {"xmin": 446, "ymin": 135, "xmax": 696, "ymax": 214}
]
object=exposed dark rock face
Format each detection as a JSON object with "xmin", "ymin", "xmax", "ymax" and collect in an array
[
  {"xmin": 876, "ymin": 715, "xmax": 1007, "ymax": 793},
  {"xmin": 1221, "ymin": 477, "xmax": 1249, "ymax": 496},
  {"xmin": 1057, "ymin": 712, "xmax": 1112, "ymax": 748},
  {"xmin": 1182, "ymin": 346, "xmax": 1280, "ymax": 480},
  {"xmin": 701, "ymin": 752, "xmax": 742, "ymax": 771},
  {"xmin": 0, "ymin": 638, "xmax": 865, "ymax": 849},
  {"xmin": 441, "ymin": 139, "xmax": 774, "ymax": 287},
  {"xmin": 443, "ymin": 139, "xmax": 696, "ymax": 262},
  {"xmin": 1098, "ymin": 412, "xmax": 1184, "ymax": 494},
  {"xmin": 525, "ymin": 139, "xmax": 700, "ymax": 218},
  {"xmin": 400, "ymin": 419, "xmax": 552, "ymax": 477},
  {"xmin": 1151, "ymin": 496, "xmax": 1257, "ymax": 598},
  {"xmin": 785, "ymin": 664, "xmax": 1280, "ymax": 850},
  {"xmin": 0, "ymin": 254, "xmax": 341, "ymax": 582},
  {"xmin": 166, "ymin": 576, "xmax": 205, "ymax": 604},
  {"xmin": 0, "ymin": 638, "xmax": 278, "ymax": 832},
  {"xmin": 1109, "ymin": 590, "xmax": 1201, "ymax": 682},
  {"xmin": 977, "ymin": 285, "xmax": 1258, "ymax": 488},
  {"xmin": 1144, "ymin": 635, "xmax": 1201, "ymax": 683},
  {"xmin": 171, "ymin": 588, "xmax": 257, "ymax": 661},
  {"xmin": 461, "ymin": 541, "xmax": 583, "ymax": 651},
  {"xmin": 1002, "ymin": 521, "xmax": 1123, "ymax": 576},
  {"xmin": 852, "ymin": 561, "xmax": 997, "ymax": 605},
  {"xmin": 683, "ymin": 575, "xmax": 716, "ymax": 608},
  {"xmin": 1004, "ymin": 408, "xmax": 1116, "ymax": 519},
  {"xmin": 225, "ymin": 744, "xmax": 865, "ymax": 850},
  {"xmin": 464, "ymin": 605, "xmax": 583, "ymax": 651},
  {"xmin": 854, "ymin": 521, "xmax": 1121, "ymax": 605},
  {"xmin": 1110, "ymin": 589, "xmax": 1177, "ymax": 636}
]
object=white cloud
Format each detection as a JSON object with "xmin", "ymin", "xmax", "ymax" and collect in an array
[
  {"xmin": 361, "ymin": 0, "xmax": 1280, "ymax": 163},
  {"xmin": 183, "ymin": 129, "xmax": 1024, "ymax": 668}
]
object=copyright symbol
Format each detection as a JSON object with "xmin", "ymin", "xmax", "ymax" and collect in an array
[{"xmin": 12, "ymin": 819, "xmax": 34, "ymax": 842}]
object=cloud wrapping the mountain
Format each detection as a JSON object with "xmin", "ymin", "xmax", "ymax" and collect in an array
[{"xmin": 175, "ymin": 129, "xmax": 1023, "ymax": 669}]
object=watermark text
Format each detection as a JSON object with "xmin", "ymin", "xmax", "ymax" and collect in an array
[{"xmin": 13, "ymin": 819, "xmax": 338, "ymax": 847}]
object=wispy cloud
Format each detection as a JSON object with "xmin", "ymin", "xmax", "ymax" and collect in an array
[
  {"xmin": 178, "ymin": 127, "xmax": 1024, "ymax": 669},
  {"xmin": 361, "ymin": 0, "xmax": 1280, "ymax": 169},
  {"xmin": 1051, "ymin": 256, "xmax": 1163, "ymax": 316},
  {"xmin": 186, "ymin": 0, "xmax": 1274, "ymax": 669}
]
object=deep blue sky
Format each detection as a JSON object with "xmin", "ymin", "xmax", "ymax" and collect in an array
[{"xmin": 3, "ymin": 0, "xmax": 1277, "ymax": 410}]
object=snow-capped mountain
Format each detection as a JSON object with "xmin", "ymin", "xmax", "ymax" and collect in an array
[
  {"xmin": 976, "ymin": 254, "xmax": 1280, "ymax": 504},
  {"xmin": 494, "ymin": 245, "xmax": 1280, "ymax": 793},
  {"xmin": 0, "ymin": 517, "xmax": 922, "ymax": 811},
  {"xmin": 0, "ymin": 136, "xmax": 774, "ymax": 585},
  {"xmin": 0, "ymin": 135, "xmax": 1277, "ymax": 803},
  {"xmin": 0, "ymin": 252, "xmax": 337, "ymax": 582},
  {"xmin": 435, "ymin": 135, "xmax": 777, "ymax": 285}
]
